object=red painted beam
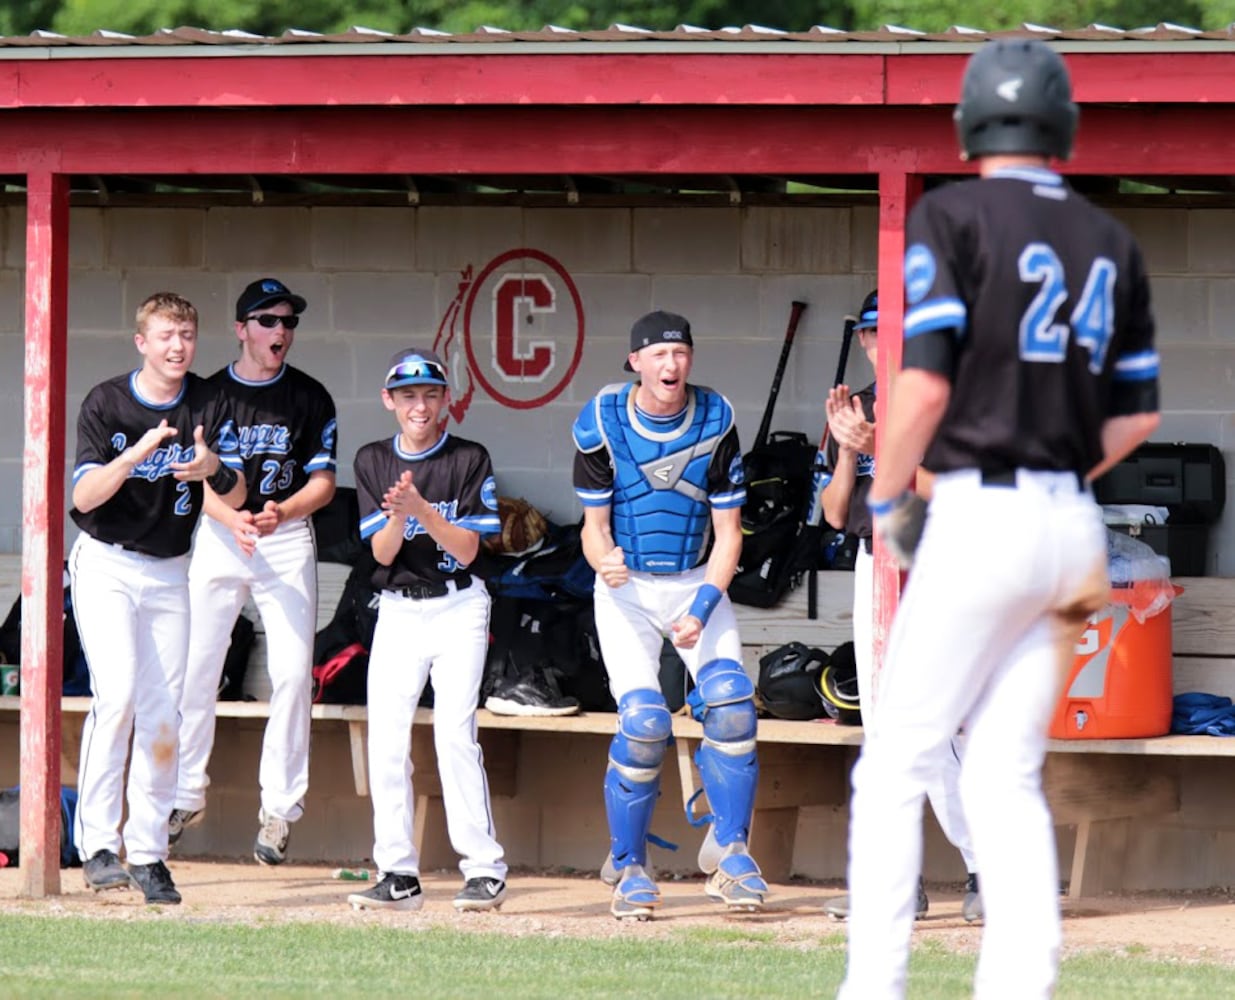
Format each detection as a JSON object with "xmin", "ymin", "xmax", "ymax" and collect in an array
[
  {"xmin": 0, "ymin": 51, "xmax": 1232, "ymax": 112},
  {"xmin": 0, "ymin": 53, "xmax": 889, "ymax": 110},
  {"xmin": 0, "ymin": 104, "xmax": 1225, "ymax": 177},
  {"xmin": 20, "ymin": 171, "xmax": 68, "ymax": 898}
]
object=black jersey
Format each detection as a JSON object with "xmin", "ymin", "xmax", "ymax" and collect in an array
[
  {"xmin": 211, "ymin": 363, "xmax": 337, "ymax": 514},
  {"xmin": 902, "ymin": 166, "xmax": 1159, "ymax": 477},
  {"xmin": 822, "ymin": 382, "xmax": 876, "ymax": 538},
  {"xmin": 70, "ymin": 371, "xmax": 242, "ymax": 557},
  {"xmin": 353, "ymin": 432, "xmax": 500, "ymax": 591}
]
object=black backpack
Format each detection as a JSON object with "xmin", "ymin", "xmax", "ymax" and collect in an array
[
  {"xmin": 310, "ymin": 552, "xmax": 381, "ymax": 706},
  {"xmin": 729, "ymin": 432, "xmax": 822, "ymax": 608}
]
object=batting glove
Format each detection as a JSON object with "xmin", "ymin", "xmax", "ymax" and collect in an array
[{"xmin": 868, "ymin": 491, "xmax": 927, "ymax": 570}]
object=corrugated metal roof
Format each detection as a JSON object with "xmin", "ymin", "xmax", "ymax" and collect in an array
[{"xmin": 3, "ymin": 22, "xmax": 1233, "ymax": 49}]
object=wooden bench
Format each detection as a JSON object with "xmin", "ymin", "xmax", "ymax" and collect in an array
[{"xmin": 4, "ymin": 558, "xmax": 1235, "ymax": 893}]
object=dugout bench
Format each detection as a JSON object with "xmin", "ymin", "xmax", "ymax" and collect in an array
[{"xmin": 3, "ymin": 559, "xmax": 1235, "ymax": 896}]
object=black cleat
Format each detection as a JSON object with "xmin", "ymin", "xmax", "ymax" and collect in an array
[
  {"xmin": 349, "ymin": 873, "xmax": 424, "ymax": 912},
  {"xmin": 453, "ymin": 877, "xmax": 507, "ymax": 912},
  {"xmin": 83, "ymin": 850, "xmax": 134, "ymax": 892},
  {"xmin": 127, "ymin": 860, "xmax": 181, "ymax": 905}
]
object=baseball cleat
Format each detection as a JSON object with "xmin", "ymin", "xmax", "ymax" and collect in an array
[
  {"xmin": 703, "ymin": 845, "xmax": 767, "ymax": 912},
  {"xmin": 254, "ymin": 809, "xmax": 289, "ymax": 866},
  {"xmin": 127, "ymin": 860, "xmax": 181, "ymax": 905},
  {"xmin": 453, "ymin": 877, "xmax": 507, "ymax": 912},
  {"xmin": 168, "ymin": 807, "xmax": 204, "ymax": 847},
  {"xmin": 610, "ymin": 864, "xmax": 660, "ymax": 921},
  {"xmin": 824, "ymin": 878, "xmax": 929, "ymax": 921},
  {"xmin": 83, "ymin": 849, "xmax": 135, "ymax": 892},
  {"xmin": 962, "ymin": 873, "xmax": 983, "ymax": 923},
  {"xmin": 348, "ymin": 873, "xmax": 424, "ymax": 912}
]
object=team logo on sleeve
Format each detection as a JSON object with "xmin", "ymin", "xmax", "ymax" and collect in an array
[
  {"xmin": 111, "ymin": 433, "xmax": 127, "ymax": 451},
  {"xmin": 904, "ymin": 244, "xmax": 937, "ymax": 305},
  {"xmin": 728, "ymin": 454, "xmax": 746, "ymax": 486},
  {"xmin": 481, "ymin": 475, "xmax": 499, "ymax": 511},
  {"xmin": 321, "ymin": 418, "xmax": 337, "ymax": 451}
]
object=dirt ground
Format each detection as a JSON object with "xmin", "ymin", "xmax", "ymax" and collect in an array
[{"xmin": 4, "ymin": 859, "xmax": 1235, "ymax": 965}]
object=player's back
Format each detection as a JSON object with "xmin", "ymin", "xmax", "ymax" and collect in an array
[{"xmin": 907, "ymin": 168, "xmax": 1153, "ymax": 477}]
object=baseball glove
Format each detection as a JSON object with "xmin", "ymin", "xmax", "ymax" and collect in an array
[{"xmin": 484, "ymin": 496, "xmax": 549, "ymax": 555}]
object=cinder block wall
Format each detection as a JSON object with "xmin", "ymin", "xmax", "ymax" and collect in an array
[{"xmin": 0, "ymin": 201, "xmax": 1230, "ymax": 566}]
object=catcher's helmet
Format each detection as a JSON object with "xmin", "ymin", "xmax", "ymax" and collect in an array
[
  {"xmin": 854, "ymin": 290, "xmax": 878, "ymax": 332},
  {"xmin": 819, "ymin": 640, "xmax": 862, "ymax": 726},
  {"xmin": 953, "ymin": 39, "xmax": 1078, "ymax": 162},
  {"xmin": 757, "ymin": 642, "xmax": 828, "ymax": 721}
]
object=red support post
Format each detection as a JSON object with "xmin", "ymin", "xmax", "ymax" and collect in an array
[
  {"xmin": 20, "ymin": 171, "xmax": 69, "ymax": 898},
  {"xmin": 870, "ymin": 170, "xmax": 924, "ymax": 701}
]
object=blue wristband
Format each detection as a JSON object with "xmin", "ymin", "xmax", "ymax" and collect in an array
[
  {"xmin": 688, "ymin": 584, "xmax": 723, "ymax": 626},
  {"xmin": 866, "ymin": 494, "xmax": 899, "ymax": 517}
]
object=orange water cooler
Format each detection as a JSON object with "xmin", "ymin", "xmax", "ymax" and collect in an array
[{"xmin": 1048, "ymin": 588, "xmax": 1175, "ymax": 740}]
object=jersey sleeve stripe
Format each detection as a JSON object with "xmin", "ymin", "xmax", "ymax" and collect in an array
[
  {"xmin": 358, "ymin": 510, "xmax": 386, "ymax": 539},
  {"xmin": 710, "ymin": 488, "xmax": 747, "ymax": 507},
  {"xmin": 304, "ymin": 453, "xmax": 336, "ymax": 473},
  {"xmin": 905, "ymin": 299, "xmax": 967, "ymax": 339},
  {"xmin": 575, "ymin": 487, "xmax": 612, "ymax": 505},
  {"xmin": 458, "ymin": 514, "xmax": 501, "ymax": 533},
  {"xmin": 72, "ymin": 462, "xmax": 103, "ymax": 484},
  {"xmin": 219, "ymin": 455, "xmax": 245, "ymax": 471},
  {"xmin": 1112, "ymin": 350, "xmax": 1160, "ymax": 381}
]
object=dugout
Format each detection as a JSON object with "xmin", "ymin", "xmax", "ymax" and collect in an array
[{"xmin": 5, "ymin": 22, "xmax": 1235, "ymax": 894}]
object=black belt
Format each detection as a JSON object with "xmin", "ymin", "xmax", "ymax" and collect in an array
[
  {"xmin": 385, "ymin": 576, "xmax": 471, "ymax": 601},
  {"xmin": 980, "ymin": 468, "xmax": 1085, "ymax": 489}
]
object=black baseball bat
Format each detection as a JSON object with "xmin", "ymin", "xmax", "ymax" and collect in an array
[
  {"xmin": 753, "ymin": 300, "xmax": 808, "ymax": 452},
  {"xmin": 805, "ymin": 312, "xmax": 858, "ymax": 620}
]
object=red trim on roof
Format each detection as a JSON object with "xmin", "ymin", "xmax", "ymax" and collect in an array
[
  {"xmin": 0, "ymin": 105, "xmax": 1222, "ymax": 176},
  {"xmin": 1, "ymin": 51, "xmax": 1233, "ymax": 111}
]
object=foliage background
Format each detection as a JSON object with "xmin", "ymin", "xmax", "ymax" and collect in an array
[{"xmin": 4, "ymin": 0, "xmax": 1231, "ymax": 39}]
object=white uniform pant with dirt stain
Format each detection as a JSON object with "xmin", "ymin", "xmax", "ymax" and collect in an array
[
  {"xmin": 69, "ymin": 533, "xmax": 190, "ymax": 866},
  {"xmin": 177, "ymin": 516, "xmax": 317, "ymax": 821},
  {"xmin": 366, "ymin": 578, "xmax": 507, "ymax": 881},
  {"xmin": 840, "ymin": 470, "xmax": 1108, "ymax": 1000},
  {"xmin": 592, "ymin": 565, "xmax": 744, "ymax": 700},
  {"xmin": 853, "ymin": 544, "xmax": 976, "ymax": 873}
]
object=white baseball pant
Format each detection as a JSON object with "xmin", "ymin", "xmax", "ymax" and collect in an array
[
  {"xmin": 69, "ymin": 533, "xmax": 190, "ymax": 865},
  {"xmin": 840, "ymin": 470, "xmax": 1108, "ymax": 1000},
  {"xmin": 592, "ymin": 565, "xmax": 744, "ymax": 701},
  {"xmin": 366, "ymin": 578, "xmax": 506, "ymax": 881},
  {"xmin": 853, "ymin": 543, "xmax": 975, "ymax": 872},
  {"xmin": 177, "ymin": 515, "xmax": 316, "ymax": 821}
]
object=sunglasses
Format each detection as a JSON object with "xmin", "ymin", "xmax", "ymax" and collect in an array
[
  {"xmin": 245, "ymin": 314, "xmax": 300, "ymax": 329},
  {"xmin": 385, "ymin": 359, "xmax": 448, "ymax": 386}
]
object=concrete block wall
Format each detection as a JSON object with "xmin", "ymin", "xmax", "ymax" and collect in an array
[{"xmin": 0, "ymin": 201, "xmax": 1231, "ymax": 572}]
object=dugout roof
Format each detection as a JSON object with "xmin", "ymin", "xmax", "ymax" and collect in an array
[{"xmin": 11, "ymin": 28, "xmax": 1234, "ymax": 895}]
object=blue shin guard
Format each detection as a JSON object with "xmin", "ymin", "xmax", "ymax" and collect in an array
[
  {"xmin": 688, "ymin": 660, "xmax": 763, "ymax": 897},
  {"xmin": 602, "ymin": 688, "xmax": 672, "ymax": 882}
]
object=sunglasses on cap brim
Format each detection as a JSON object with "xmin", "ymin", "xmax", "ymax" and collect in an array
[
  {"xmin": 245, "ymin": 314, "xmax": 300, "ymax": 329},
  {"xmin": 385, "ymin": 359, "xmax": 448, "ymax": 386}
]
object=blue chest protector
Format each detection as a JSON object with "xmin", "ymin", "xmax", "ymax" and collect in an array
[{"xmin": 581, "ymin": 383, "xmax": 734, "ymax": 573}]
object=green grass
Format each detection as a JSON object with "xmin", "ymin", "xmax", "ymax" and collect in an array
[{"xmin": 1, "ymin": 915, "xmax": 1234, "ymax": 998}]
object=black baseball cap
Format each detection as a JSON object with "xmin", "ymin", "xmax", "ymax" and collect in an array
[
  {"xmin": 385, "ymin": 348, "xmax": 449, "ymax": 389},
  {"xmin": 854, "ymin": 290, "xmax": 879, "ymax": 331},
  {"xmin": 624, "ymin": 310, "xmax": 693, "ymax": 372},
  {"xmin": 235, "ymin": 278, "xmax": 307, "ymax": 321}
]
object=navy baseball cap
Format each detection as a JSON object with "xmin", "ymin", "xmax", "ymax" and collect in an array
[
  {"xmin": 624, "ymin": 310, "xmax": 693, "ymax": 372},
  {"xmin": 854, "ymin": 290, "xmax": 879, "ymax": 331},
  {"xmin": 385, "ymin": 348, "xmax": 449, "ymax": 389},
  {"xmin": 235, "ymin": 278, "xmax": 307, "ymax": 321}
]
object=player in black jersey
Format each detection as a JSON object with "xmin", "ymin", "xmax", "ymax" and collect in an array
[
  {"xmin": 839, "ymin": 41, "xmax": 1161, "ymax": 1000},
  {"xmin": 171, "ymin": 278, "xmax": 337, "ymax": 867},
  {"xmin": 346, "ymin": 348, "xmax": 507, "ymax": 914},
  {"xmin": 69, "ymin": 292, "xmax": 246, "ymax": 905}
]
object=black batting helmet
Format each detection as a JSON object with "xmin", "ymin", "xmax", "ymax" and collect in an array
[
  {"xmin": 757, "ymin": 642, "xmax": 828, "ymax": 721},
  {"xmin": 953, "ymin": 39, "xmax": 1078, "ymax": 162},
  {"xmin": 819, "ymin": 640, "xmax": 862, "ymax": 726}
]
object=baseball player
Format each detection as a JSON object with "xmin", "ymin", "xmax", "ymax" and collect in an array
[
  {"xmin": 346, "ymin": 348, "xmax": 507, "ymax": 913},
  {"xmin": 572, "ymin": 310, "xmax": 766, "ymax": 920},
  {"xmin": 818, "ymin": 290, "xmax": 981, "ymax": 924},
  {"xmin": 70, "ymin": 292, "xmax": 246, "ymax": 905},
  {"xmin": 839, "ymin": 41, "xmax": 1160, "ymax": 999},
  {"xmin": 171, "ymin": 278, "xmax": 338, "ymax": 865}
]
